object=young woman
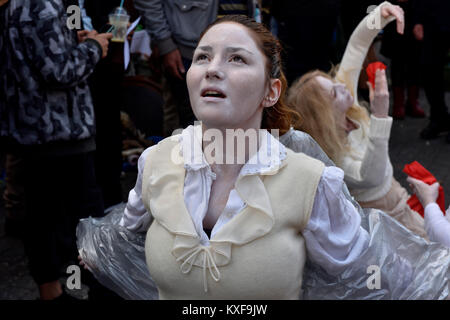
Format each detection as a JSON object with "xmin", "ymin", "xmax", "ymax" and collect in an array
[
  {"xmin": 116, "ymin": 14, "xmax": 370, "ymax": 299},
  {"xmin": 286, "ymin": 2, "xmax": 428, "ymax": 239}
]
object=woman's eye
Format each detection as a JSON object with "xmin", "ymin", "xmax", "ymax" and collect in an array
[
  {"xmin": 230, "ymin": 55, "xmax": 245, "ymax": 63},
  {"xmin": 195, "ymin": 54, "xmax": 208, "ymax": 62}
]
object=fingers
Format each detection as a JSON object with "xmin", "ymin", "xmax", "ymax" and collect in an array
[
  {"xmin": 366, "ymin": 81, "xmax": 374, "ymax": 102},
  {"xmin": 406, "ymin": 176, "xmax": 423, "ymax": 187},
  {"xmin": 176, "ymin": 56, "xmax": 186, "ymax": 75},
  {"xmin": 170, "ymin": 64, "xmax": 183, "ymax": 80},
  {"xmin": 87, "ymin": 30, "xmax": 99, "ymax": 37},
  {"xmin": 381, "ymin": 5, "xmax": 404, "ymax": 34},
  {"xmin": 98, "ymin": 33, "xmax": 113, "ymax": 40},
  {"xmin": 391, "ymin": 6, "xmax": 405, "ymax": 35},
  {"xmin": 164, "ymin": 51, "xmax": 184, "ymax": 79},
  {"xmin": 430, "ymin": 181, "xmax": 441, "ymax": 190},
  {"xmin": 375, "ymin": 69, "xmax": 388, "ymax": 93}
]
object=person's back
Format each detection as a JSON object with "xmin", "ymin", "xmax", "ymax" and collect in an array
[{"xmin": 0, "ymin": 0, "xmax": 102, "ymax": 150}]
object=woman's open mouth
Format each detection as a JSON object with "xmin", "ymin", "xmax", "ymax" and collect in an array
[{"xmin": 201, "ymin": 88, "xmax": 226, "ymax": 100}]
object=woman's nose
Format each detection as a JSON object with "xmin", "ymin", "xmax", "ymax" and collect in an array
[{"xmin": 205, "ymin": 60, "xmax": 224, "ymax": 79}]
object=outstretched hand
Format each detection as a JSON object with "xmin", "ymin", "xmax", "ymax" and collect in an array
[
  {"xmin": 381, "ymin": 3, "xmax": 405, "ymax": 35},
  {"xmin": 407, "ymin": 177, "xmax": 440, "ymax": 208},
  {"xmin": 367, "ymin": 69, "xmax": 389, "ymax": 118}
]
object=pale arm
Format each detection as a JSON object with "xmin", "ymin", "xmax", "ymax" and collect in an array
[
  {"xmin": 119, "ymin": 147, "xmax": 154, "ymax": 232},
  {"xmin": 336, "ymin": 1, "xmax": 399, "ymax": 104},
  {"xmin": 303, "ymin": 166, "xmax": 370, "ymax": 276},
  {"xmin": 424, "ymin": 203, "xmax": 450, "ymax": 248}
]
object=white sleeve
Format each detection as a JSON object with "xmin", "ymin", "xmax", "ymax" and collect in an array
[
  {"xmin": 341, "ymin": 115, "xmax": 393, "ymax": 189},
  {"xmin": 118, "ymin": 146, "xmax": 154, "ymax": 232},
  {"xmin": 336, "ymin": 1, "xmax": 396, "ymax": 104},
  {"xmin": 424, "ymin": 203, "xmax": 450, "ymax": 248},
  {"xmin": 303, "ymin": 166, "xmax": 370, "ymax": 276}
]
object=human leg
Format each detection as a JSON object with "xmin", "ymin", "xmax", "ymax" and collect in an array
[
  {"xmin": 22, "ymin": 151, "xmax": 104, "ymax": 299},
  {"xmin": 420, "ymin": 28, "xmax": 450, "ymax": 139},
  {"xmin": 3, "ymin": 153, "xmax": 26, "ymax": 238}
]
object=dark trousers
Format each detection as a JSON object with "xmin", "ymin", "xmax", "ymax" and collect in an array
[
  {"xmin": 421, "ymin": 26, "xmax": 450, "ymax": 123},
  {"xmin": 89, "ymin": 46, "xmax": 124, "ymax": 208},
  {"xmin": 22, "ymin": 151, "xmax": 104, "ymax": 285}
]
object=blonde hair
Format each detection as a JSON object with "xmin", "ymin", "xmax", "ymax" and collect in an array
[{"xmin": 288, "ymin": 70, "xmax": 347, "ymax": 164}]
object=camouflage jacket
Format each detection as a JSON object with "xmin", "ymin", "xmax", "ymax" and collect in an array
[{"xmin": 0, "ymin": 0, "xmax": 102, "ymax": 146}]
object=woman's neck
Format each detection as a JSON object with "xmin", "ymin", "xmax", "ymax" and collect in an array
[{"xmin": 201, "ymin": 124, "xmax": 262, "ymax": 174}]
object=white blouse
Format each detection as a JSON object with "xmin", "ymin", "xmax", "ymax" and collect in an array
[
  {"xmin": 119, "ymin": 126, "xmax": 369, "ymax": 276},
  {"xmin": 424, "ymin": 203, "xmax": 450, "ymax": 248}
]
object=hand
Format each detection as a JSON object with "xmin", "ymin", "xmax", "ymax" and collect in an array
[
  {"xmin": 381, "ymin": 4, "xmax": 405, "ymax": 35},
  {"xmin": 413, "ymin": 24, "xmax": 424, "ymax": 41},
  {"xmin": 367, "ymin": 69, "xmax": 389, "ymax": 118},
  {"xmin": 0, "ymin": 0, "xmax": 9, "ymax": 7},
  {"xmin": 86, "ymin": 31, "xmax": 113, "ymax": 58},
  {"xmin": 77, "ymin": 30, "xmax": 90, "ymax": 43},
  {"xmin": 78, "ymin": 255, "xmax": 90, "ymax": 271},
  {"xmin": 407, "ymin": 177, "xmax": 440, "ymax": 208},
  {"xmin": 163, "ymin": 49, "xmax": 185, "ymax": 80}
]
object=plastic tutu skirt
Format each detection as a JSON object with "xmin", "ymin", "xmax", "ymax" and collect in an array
[{"xmin": 77, "ymin": 202, "xmax": 450, "ymax": 300}]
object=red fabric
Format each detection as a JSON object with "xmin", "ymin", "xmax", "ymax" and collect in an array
[
  {"xmin": 403, "ymin": 161, "xmax": 446, "ymax": 217},
  {"xmin": 366, "ymin": 62, "xmax": 387, "ymax": 88}
]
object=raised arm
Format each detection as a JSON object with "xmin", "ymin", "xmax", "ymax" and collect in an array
[
  {"xmin": 336, "ymin": 1, "xmax": 402, "ymax": 104},
  {"xmin": 341, "ymin": 69, "xmax": 393, "ymax": 189}
]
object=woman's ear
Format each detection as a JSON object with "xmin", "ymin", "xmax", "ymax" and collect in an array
[{"xmin": 262, "ymin": 78, "xmax": 282, "ymax": 108}]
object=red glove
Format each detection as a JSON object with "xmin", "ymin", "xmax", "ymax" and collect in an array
[
  {"xmin": 366, "ymin": 62, "xmax": 387, "ymax": 89},
  {"xmin": 403, "ymin": 161, "xmax": 446, "ymax": 217}
]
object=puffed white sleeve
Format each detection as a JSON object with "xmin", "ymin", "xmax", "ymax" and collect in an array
[
  {"xmin": 118, "ymin": 146, "xmax": 154, "ymax": 232},
  {"xmin": 303, "ymin": 166, "xmax": 370, "ymax": 276},
  {"xmin": 424, "ymin": 203, "xmax": 450, "ymax": 248}
]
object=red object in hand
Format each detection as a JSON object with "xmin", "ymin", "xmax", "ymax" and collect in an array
[
  {"xmin": 403, "ymin": 161, "xmax": 446, "ymax": 217},
  {"xmin": 366, "ymin": 62, "xmax": 387, "ymax": 89}
]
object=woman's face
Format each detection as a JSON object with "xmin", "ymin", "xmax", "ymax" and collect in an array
[
  {"xmin": 187, "ymin": 22, "xmax": 274, "ymax": 130},
  {"xmin": 315, "ymin": 76, "xmax": 357, "ymax": 133}
]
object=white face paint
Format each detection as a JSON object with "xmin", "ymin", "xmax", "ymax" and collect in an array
[
  {"xmin": 315, "ymin": 75, "xmax": 357, "ymax": 134},
  {"xmin": 187, "ymin": 22, "xmax": 269, "ymax": 130}
]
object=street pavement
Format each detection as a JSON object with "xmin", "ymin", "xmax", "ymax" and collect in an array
[{"xmin": 0, "ymin": 91, "xmax": 449, "ymax": 300}]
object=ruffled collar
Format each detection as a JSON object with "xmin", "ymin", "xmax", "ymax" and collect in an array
[{"xmin": 179, "ymin": 124, "xmax": 287, "ymax": 176}]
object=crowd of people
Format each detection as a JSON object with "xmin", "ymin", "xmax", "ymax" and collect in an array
[{"xmin": 0, "ymin": 0, "xmax": 449, "ymax": 300}]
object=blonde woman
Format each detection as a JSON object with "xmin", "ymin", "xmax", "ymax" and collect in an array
[{"xmin": 286, "ymin": 1, "xmax": 427, "ymax": 239}]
